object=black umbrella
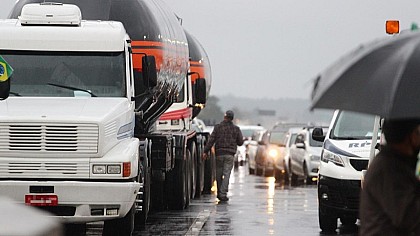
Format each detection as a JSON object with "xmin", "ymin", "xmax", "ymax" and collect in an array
[{"xmin": 311, "ymin": 30, "xmax": 420, "ymax": 119}]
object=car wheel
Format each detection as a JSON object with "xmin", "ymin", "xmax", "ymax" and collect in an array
[
  {"xmin": 256, "ymin": 166, "xmax": 262, "ymax": 176},
  {"xmin": 263, "ymin": 168, "xmax": 273, "ymax": 177},
  {"xmin": 274, "ymin": 167, "xmax": 282, "ymax": 181},
  {"xmin": 249, "ymin": 166, "xmax": 255, "ymax": 175},
  {"xmin": 319, "ymin": 205, "xmax": 337, "ymax": 233},
  {"xmin": 303, "ymin": 163, "xmax": 311, "ymax": 184}
]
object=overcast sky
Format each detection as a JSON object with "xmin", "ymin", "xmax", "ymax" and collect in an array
[{"xmin": 2, "ymin": 0, "xmax": 420, "ymax": 99}]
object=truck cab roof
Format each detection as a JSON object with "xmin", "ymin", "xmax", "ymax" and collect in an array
[{"xmin": 0, "ymin": 18, "xmax": 127, "ymax": 52}]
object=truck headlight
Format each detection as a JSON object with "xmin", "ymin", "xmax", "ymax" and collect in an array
[
  {"xmin": 93, "ymin": 165, "xmax": 107, "ymax": 174},
  {"xmin": 93, "ymin": 164, "xmax": 122, "ymax": 174},
  {"xmin": 321, "ymin": 149, "xmax": 344, "ymax": 167},
  {"xmin": 107, "ymin": 165, "xmax": 121, "ymax": 174}
]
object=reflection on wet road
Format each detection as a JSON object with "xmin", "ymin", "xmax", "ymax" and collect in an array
[{"xmin": 87, "ymin": 164, "xmax": 359, "ymax": 235}]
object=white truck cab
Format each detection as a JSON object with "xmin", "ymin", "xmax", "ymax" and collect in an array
[
  {"xmin": 0, "ymin": 3, "xmax": 141, "ymax": 234},
  {"xmin": 312, "ymin": 110, "xmax": 379, "ymax": 232}
]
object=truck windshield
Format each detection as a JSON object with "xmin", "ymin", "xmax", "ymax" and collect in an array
[
  {"xmin": 1, "ymin": 50, "xmax": 126, "ymax": 97},
  {"xmin": 330, "ymin": 110, "xmax": 377, "ymax": 140}
]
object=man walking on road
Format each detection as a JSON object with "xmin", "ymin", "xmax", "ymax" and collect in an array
[
  {"xmin": 360, "ymin": 119, "xmax": 420, "ymax": 235},
  {"xmin": 203, "ymin": 110, "xmax": 243, "ymax": 202}
]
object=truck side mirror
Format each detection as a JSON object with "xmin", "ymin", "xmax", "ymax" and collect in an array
[
  {"xmin": 312, "ymin": 127, "xmax": 325, "ymax": 142},
  {"xmin": 0, "ymin": 78, "xmax": 10, "ymax": 100},
  {"xmin": 194, "ymin": 78, "xmax": 206, "ymax": 104},
  {"xmin": 142, "ymin": 55, "xmax": 157, "ymax": 88}
]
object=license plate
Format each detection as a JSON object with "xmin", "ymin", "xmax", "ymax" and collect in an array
[{"xmin": 25, "ymin": 194, "xmax": 58, "ymax": 206}]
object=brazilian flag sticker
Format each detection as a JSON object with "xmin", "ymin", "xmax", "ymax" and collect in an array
[{"xmin": 0, "ymin": 56, "xmax": 13, "ymax": 82}]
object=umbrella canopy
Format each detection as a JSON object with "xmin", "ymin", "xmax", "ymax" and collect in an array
[{"xmin": 311, "ymin": 30, "xmax": 420, "ymax": 119}]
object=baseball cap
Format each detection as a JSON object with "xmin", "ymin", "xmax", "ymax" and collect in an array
[{"xmin": 225, "ymin": 110, "xmax": 234, "ymax": 119}]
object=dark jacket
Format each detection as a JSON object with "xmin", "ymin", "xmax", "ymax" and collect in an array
[
  {"xmin": 360, "ymin": 146, "xmax": 420, "ymax": 236},
  {"xmin": 204, "ymin": 120, "xmax": 243, "ymax": 156}
]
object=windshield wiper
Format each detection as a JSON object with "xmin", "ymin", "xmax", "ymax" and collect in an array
[{"xmin": 47, "ymin": 83, "xmax": 97, "ymax": 97}]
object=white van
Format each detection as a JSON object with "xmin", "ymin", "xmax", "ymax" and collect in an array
[{"xmin": 312, "ymin": 110, "xmax": 379, "ymax": 232}]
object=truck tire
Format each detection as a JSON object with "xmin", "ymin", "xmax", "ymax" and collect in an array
[
  {"xmin": 135, "ymin": 140, "xmax": 151, "ymax": 226},
  {"xmin": 169, "ymin": 157, "xmax": 187, "ymax": 210},
  {"xmin": 103, "ymin": 204, "xmax": 135, "ymax": 236},
  {"xmin": 340, "ymin": 217, "xmax": 357, "ymax": 226},
  {"xmin": 135, "ymin": 164, "xmax": 150, "ymax": 226},
  {"xmin": 189, "ymin": 142, "xmax": 197, "ymax": 199},
  {"xmin": 64, "ymin": 223, "xmax": 86, "ymax": 236},
  {"xmin": 319, "ymin": 206, "xmax": 337, "ymax": 233},
  {"xmin": 203, "ymin": 150, "xmax": 215, "ymax": 194},
  {"xmin": 194, "ymin": 140, "xmax": 204, "ymax": 198},
  {"xmin": 185, "ymin": 149, "xmax": 191, "ymax": 207}
]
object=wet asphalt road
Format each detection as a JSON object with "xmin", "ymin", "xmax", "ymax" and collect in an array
[{"xmin": 87, "ymin": 164, "xmax": 359, "ymax": 235}]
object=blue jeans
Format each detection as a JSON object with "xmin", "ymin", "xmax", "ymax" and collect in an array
[{"xmin": 216, "ymin": 154, "xmax": 234, "ymax": 198}]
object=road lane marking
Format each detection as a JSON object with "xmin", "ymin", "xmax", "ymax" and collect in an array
[{"xmin": 185, "ymin": 209, "xmax": 211, "ymax": 236}]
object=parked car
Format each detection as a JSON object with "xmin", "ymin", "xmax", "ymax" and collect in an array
[
  {"xmin": 274, "ymin": 127, "xmax": 302, "ymax": 181},
  {"xmin": 255, "ymin": 129, "xmax": 288, "ymax": 177},
  {"xmin": 235, "ymin": 125, "xmax": 265, "ymax": 167},
  {"xmin": 289, "ymin": 126, "xmax": 329, "ymax": 184},
  {"xmin": 247, "ymin": 129, "xmax": 266, "ymax": 174}
]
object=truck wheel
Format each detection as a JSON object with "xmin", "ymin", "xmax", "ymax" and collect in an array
[
  {"xmin": 189, "ymin": 142, "xmax": 197, "ymax": 199},
  {"xmin": 203, "ymin": 151, "xmax": 215, "ymax": 194},
  {"xmin": 169, "ymin": 157, "xmax": 187, "ymax": 210},
  {"xmin": 135, "ymin": 164, "xmax": 150, "ymax": 226},
  {"xmin": 185, "ymin": 149, "xmax": 191, "ymax": 208},
  {"xmin": 64, "ymin": 223, "xmax": 86, "ymax": 236},
  {"xmin": 319, "ymin": 206, "xmax": 337, "ymax": 233},
  {"xmin": 195, "ymin": 140, "xmax": 204, "ymax": 198},
  {"xmin": 340, "ymin": 217, "xmax": 357, "ymax": 226},
  {"xmin": 103, "ymin": 204, "xmax": 135, "ymax": 236}
]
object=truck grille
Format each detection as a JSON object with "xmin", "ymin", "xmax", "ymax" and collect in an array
[
  {"xmin": 0, "ymin": 123, "xmax": 98, "ymax": 153},
  {"xmin": 2, "ymin": 161, "xmax": 90, "ymax": 178}
]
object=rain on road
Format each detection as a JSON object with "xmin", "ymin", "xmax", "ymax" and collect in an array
[{"xmin": 86, "ymin": 164, "xmax": 359, "ymax": 235}]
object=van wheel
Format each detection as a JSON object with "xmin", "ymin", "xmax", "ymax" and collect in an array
[{"xmin": 319, "ymin": 206, "xmax": 337, "ymax": 233}]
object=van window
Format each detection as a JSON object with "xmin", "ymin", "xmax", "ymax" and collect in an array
[{"xmin": 330, "ymin": 110, "xmax": 376, "ymax": 140}]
